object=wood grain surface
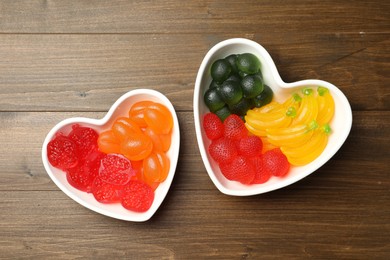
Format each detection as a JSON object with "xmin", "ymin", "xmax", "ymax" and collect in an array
[{"xmin": 0, "ymin": 1, "xmax": 389, "ymax": 259}]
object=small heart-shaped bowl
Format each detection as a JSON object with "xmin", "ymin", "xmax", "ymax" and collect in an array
[
  {"xmin": 194, "ymin": 38, "xmax": 352, "ymax": 196},
  {"xmin": 42, "ymin": 89, "xmax": 180, "ymax": 221}
]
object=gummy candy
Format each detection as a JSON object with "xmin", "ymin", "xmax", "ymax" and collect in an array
[
  {"xmin": 47, "ymin": 133, "xmax": 79, "ymax": 171},
  {"xmin": 223, "ymin": 114, "xmax": 248, "ymax": 140},
  {"xmin": 68, "ymin": 124, "xmax": 99, "ymax": 159},
  {"xmin": 99, "ymin": 154, "xmax": 135, "ymax": 186},
  {"xmin": 263, "ymin": 148, "xmax": 290, "ymax": 177},
  {"xmin": 48, "ymin": 99, "xmax": 174, "ymax": 213},
  {"xmin": 317, "ymin": 87, "xmax": 335, "ymax": 125},
  {"xmin": 208, "ymin": 137, "xmax": 238, "ymax": 164},
  {"xmin": 220, "ymin": 155, "xmax": 255, "ymax": 185},
  {"xmin": 144, "ymin": 103, "xmax": 173, "ymax": 135},
  {"xmin": 128, "ymin": 101, "xmax": 155, "ymax": 128},
  {"xmin": 237, "ymin": 136, "xmax": 263, "ymax": 158},
  {"xmin": 97, "ymin": 130, "xmax": 121, "ymax": 154},
  {"xmin": 66, "ymin": 148, "xmax": 104, "ymax": 192},
  {"xmin": 142, "ymin": 151, "xmax": 170, "ymax": 186},
  {"xmin": 281, "ymin": 124, "xmax": 331, "ymax": 166},
  {"xmin": 112, "ymin": 117, "xmax": 142, "ymax": 142},
  {"xmin": 291, "ymin": 88, "xmax": 318, "ymax": 126},
  {"xmin": 120, "ymin": 131, "xmax": 153, "ymax": 161},
  {"xmin": 121, "ymin": 180, "xmax": 155, "ymax": 212},
  {"xmin": 244, "ymin": 86, "xmax": 335, "ymax": 166},
  {"xmin": 203, "ymin": 112, "xmax": 224, "ymax": 140},
  {"xmin": 91, "ymin": 177, "xmax": 122, "ymax": 203},
  {"xmin": 250, "ymin": 156, "xmax": 271, "ymax": 184}
]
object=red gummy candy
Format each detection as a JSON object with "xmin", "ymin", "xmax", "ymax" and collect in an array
[
  {"xmin": 237, "ymin": 136, "xmax": 263, "ymax": 157},
  {"xmin": 223, "ymin": 114, "xmax": 248, "ymax": 140},
  {"xmin": 203, "ymin": 112, "xmax": 224, "ymax": 140},
  {"xmin": 66, "ymin": 150, "xmax": 105, "ymax": 192},
  {"xmin": 250, "ymin": 156, "xmax": 271, "ymax": 184},
  {"xmin": 66, "ymin": 165, "xmax": 93, "ymax": 192},
  {"xmin": 99, "ymin": 154, "xmax": 135, "ymax": 186},
  {"xmin": 263, "ymin": 148, "xmax": 290, "ymax": 177},
  {"xmin": 83, "ymin": 149, "xmax": 106, "ymax": 185},
  {"xmin": 121, "ymin": 180, "xmax": 154, "ymax": 212},
  {"xmin": 220, "ymin": 155, "xmax": 255, "ymax": 185},
  {"xmin": 47, "ymin": 134, "xmax": 79, "ymax": 171},
  {"xmin": 91, "ymin": 177, "xmax": 122, "ymax": 203},
  {"xmin": 68, "ymin": 124, "xmax": 99, "ymax": 159},
  {"xmin": 208, "ymin": 137, "xmax": 238, "ymax": 164}
]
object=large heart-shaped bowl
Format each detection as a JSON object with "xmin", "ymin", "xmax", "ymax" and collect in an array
[
  {"xmin": 42, "ymin": 89, "xmax": 180, "ymax": 221},
  {"xmin": 194, "ymin": 38, "xmax": 352, "ymax": 196}
]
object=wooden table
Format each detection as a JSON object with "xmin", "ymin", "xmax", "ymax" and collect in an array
[{"xmin": 1, "ymin": 1, "xmax": 389, "ymax": 258}]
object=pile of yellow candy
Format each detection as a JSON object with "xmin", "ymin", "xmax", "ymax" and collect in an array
[{"xmin": 244, "ymin": 87, "xmax": 335, "ymax": 166}]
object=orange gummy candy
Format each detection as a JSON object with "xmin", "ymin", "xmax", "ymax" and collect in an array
[
  {"xmin": 128, "ymin": 101, "xmax": 154, "ymax": 128},
  {"xmin": 144, "ymin": 103, "xmax": 173, "ymax": 135},
  {"xmin": 120, "ymin": 131, "xmax": 153, "ymax": 161},
  {"xmin": 98, "ymin": 100, "xmax": 173, "ymax": 190},
  {"xmin": 112, "ymin": 117, "xmax": 142, "ymax": 142},
  {"xmin": 98, "ymin": 130, "xmax": 121, "ymax": 154},
  {"xmin": 142, "ymin": 151, "xmax": 170, "ymax": 185}
]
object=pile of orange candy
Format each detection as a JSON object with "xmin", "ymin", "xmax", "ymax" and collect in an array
[{"xmin": 98, "ymin": 101, "xmax": 173, "ymax": 190}]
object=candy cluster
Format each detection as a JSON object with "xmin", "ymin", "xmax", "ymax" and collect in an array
[{"xmin": 47, "ymin": 101, "xmax": 174, "ymax": 212}]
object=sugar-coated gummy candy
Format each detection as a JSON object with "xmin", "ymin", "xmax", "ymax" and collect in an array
[
  {"xmin": 68, "ymin": 124, "xmax": 99, "ymax": 159},
  {"xmin": 121, "ymin": 180, "xmax": 154, "ymax": 212},
  {"xmin": 91, "ymin": 177, "xmax": 122, "ymax": 203},
  {"xmin": 99, "ymin": 154, "xmax": 135, "ymax": 186},
  {"xmin": 47, "ymin": 133, "xmax": 79, "ymax": 171}
]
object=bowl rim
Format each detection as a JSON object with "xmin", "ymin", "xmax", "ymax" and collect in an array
[
  {"xmin": 42, "ymin": 88, "xmax": 181, "ymax": 221},
  {"xmin": 193, "ymin": 38, "xmax": 353, "ymax": 196}
]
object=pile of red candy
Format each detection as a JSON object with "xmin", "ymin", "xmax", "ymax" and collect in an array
[
  {"xmin": 47, "ymin": 124, "xmax": 154, "ymax": 212},
  {"xmin": 203, "ymin": 113, "xmax": 290, "ymax": 185}
]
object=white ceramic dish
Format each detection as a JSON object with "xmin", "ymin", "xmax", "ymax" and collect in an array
[
  {"xmin": 42, "ymin": 89, "xmax": 180, "ymax": 221},
  {"xmin": 194, "ymin": 38, "xmax": 352, "ymax": 196}
]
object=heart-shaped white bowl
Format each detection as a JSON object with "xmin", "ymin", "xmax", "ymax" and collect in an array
[
  {"xmin": 194, "ymin": 38, "xmax": 352, "ymax": 196},
  {"xmin": 42, "ymin": 89, "xmax": 180, "ymax": 221}
]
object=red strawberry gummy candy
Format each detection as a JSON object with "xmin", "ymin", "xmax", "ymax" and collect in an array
[
  {"xmin": 250, "ymin": 156, "xmax": 271, "ymax": 184},
  {"xmin": 223, "ymin": 114, "xmax": 248, "ymax": 140},
  {"xmin": 121, "ymin": 180, "xmax": 154, "ymax": 212},
  {"xmin": 47, "ymin": 133, "xmax": 79, "ymax": 170},
  {"xmin": 68, "ymin": 124, "xmax": 99, "ymax": 159},
  {"xmin": 238, "ymin": 136, "xmax": 263, "ymax": 157},
  {"xmin": 220, "ymin": 155, "xmax": 255, "ymax": 185},
  {"xmin": 99, "ymin": 154, "xmax": 135, "ymax": 186},
  {"xmin": 203, "ymin": 112, "xmax": 224, "ymax": 140},
  {"xmin": 263, "ymin": 148, "xmax": 290, "ymax": 177},
  {"xmin": 208, "ymin": 137, "xmax": 238, "ymax": 164},
  {"xmin": 91, "ymin": 177, "xmax": 121, "ymax": 203}
]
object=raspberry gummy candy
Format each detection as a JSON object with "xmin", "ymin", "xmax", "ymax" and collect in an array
[
  {"xmin": 203, "ymin": 112, "xmax": 224, "ymax": 140},
  {"xmin": 121, "ymin": 180, "xmax": 154, "ymax": 212},
  {"xmin": 47, "ymin": 133, "xmax": 79, "ymax": 171}
]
